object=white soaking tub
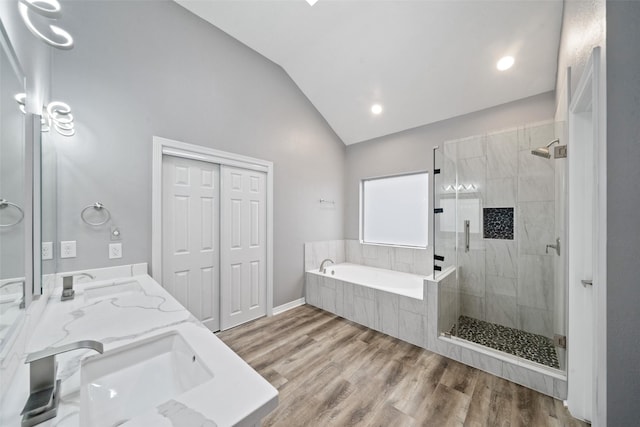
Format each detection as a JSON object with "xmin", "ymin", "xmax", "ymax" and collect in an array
[
  {"xmin": 305, "ymin": 263, "xmax": 428, "ymax": 348},
  {"xmin": 308, "ymin": 263, "xmax": 425, "ymax": 300}
]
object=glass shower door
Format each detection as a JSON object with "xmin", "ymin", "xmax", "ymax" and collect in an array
[{"xmin": 438, "ymin": 123, "xmax": 567, "ymax": 371}]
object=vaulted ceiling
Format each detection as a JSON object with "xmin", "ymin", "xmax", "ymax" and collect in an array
[{"xmin": 176, "ymin": 0, "xmax": 563, "ymax": 145}]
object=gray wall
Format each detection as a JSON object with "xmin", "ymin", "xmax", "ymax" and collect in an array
[
  {"xmin": 0, "ymin": 43, "xmax": 25, "ymax": 279},
  {"xmin": 51, "ymin": 0, "xmax": 345, "ymax": 306},
  {"xmin": 558, "ymin": 0, "xmax": 640, "ymax": 423},
  {"xmin": 555, "ymin": 0, "xmax": 605, "ymax": 111},
  {"xmin": 345, "ymin": 91, "xmax": 556, "ymax": 240},
  {"xmin": 606, "ymin": 1, "xmax": 640, "ymax": 424}
]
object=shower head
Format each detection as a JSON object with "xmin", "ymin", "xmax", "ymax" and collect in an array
[
  {"xmin": 531, "ymin": 139, "xmax": 560, "ymax": 159},
  {"xmin": 531, "ymin": 147, "xmax": 551, "ymax": 158}
]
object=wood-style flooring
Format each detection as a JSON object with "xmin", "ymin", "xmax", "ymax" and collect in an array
[{"xmin": 217, "ymin": 305, "xmax": 588, "ymax": 427}]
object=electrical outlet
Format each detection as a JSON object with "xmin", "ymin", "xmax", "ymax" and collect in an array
[
  {"xmin": 42, "ymin": 242, "xmax": 53, "ymax": 260},
  {"xmin": 109, "ymin": 243, "xmax": 122, "ymax": 259},
  {"xmin": 60, "ymin": 241, "xmax": 76, "ymax": 258}
]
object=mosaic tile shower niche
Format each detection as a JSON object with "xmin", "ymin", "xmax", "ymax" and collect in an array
[
  {"xmin": 435, "ymin": 121, "xmax": 566, "ymax": 370},
  {"xmin": 483, "ymin": 207, "xmax": 514, "ymax": 240}
]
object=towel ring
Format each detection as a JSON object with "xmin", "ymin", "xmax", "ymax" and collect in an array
[
  {"xmin": 0, "ymin": 199, "xmax": 24, "ymax": 228},
  {"xmin": 81, "ymin": 202, "xmax": 111, "ymax": 226}
]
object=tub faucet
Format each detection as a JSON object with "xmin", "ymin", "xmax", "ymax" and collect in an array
[
  {"xmin": 21, "ymin": 340, "xmax": 104, "ymax": 426},
  {"xmin": 319, "ymin": 259, "xmax": 335, "ymax": 274}
]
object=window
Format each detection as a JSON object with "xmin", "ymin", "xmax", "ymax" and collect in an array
[{"xmin": 361, "ymin": 172, "xmax": 429, "ymax": 248}]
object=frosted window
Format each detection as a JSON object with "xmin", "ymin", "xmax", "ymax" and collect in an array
[{"xmin": 362, "ymin": 173, "xmax": 428, "ymax": 247}]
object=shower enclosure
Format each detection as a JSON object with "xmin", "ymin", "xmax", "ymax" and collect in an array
[{"xmin": 434, "ymin": 121, "xmax": 566, "ymax": 371}]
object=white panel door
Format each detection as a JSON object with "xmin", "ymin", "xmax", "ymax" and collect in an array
[
  {"xmin": 220, "ymin": 166, "xmax": 267, "ymax": 330},
  {"xmin": 162, "ymin": 156, "xmax": 220, "ymax": 331}
]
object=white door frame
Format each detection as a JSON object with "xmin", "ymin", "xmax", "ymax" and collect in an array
[
  {"xmin": 152, "ymin": 136, "xmax": 274, "ymax": 317},
  {"xmin": 567, "ymin": 47, "xmax": 606, "ymax": 424}
]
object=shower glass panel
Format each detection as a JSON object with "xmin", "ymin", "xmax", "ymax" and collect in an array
[
  {"xmin": 434, "ymin": 144, "xmax": 459, "ymax": 335},
  {"xmin": 436, "ymin": 122, "xmax": 566, "ymax": 371}
]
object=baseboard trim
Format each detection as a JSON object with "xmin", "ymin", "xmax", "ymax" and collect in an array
[{"xmin": 273, "ymin": 297, "xmax": 306, "ymax": 315}]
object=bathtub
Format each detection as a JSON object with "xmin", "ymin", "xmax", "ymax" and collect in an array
[
  {"xmin": 307, "ymin": 263, "xmax": 425, "ymax": 300},
  {"xmin": 305, "ymin": 263, "xmax": 428, "ymax": 347}
]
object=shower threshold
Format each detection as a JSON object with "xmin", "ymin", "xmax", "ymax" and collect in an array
[{"xmin": 450, "ymin": 316, "xmax": 559, "ymax": 369}]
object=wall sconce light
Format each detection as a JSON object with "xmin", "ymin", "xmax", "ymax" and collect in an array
[
  {"xmin": 18, "ymin": 0, "xmax": 74, "ymax": 50},
  {"xmin": 14, "ymin": 93, "xmax": 76, "ymax": 137},
  {"xmin": 45, "ymin": 101, "xmax": 75, "ymax": 136},
  {"xmin": 14, "ymin": 93, "xmax": 26, "ymax": 113}
]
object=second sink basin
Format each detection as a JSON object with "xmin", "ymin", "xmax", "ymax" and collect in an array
[
  {"xmin": 80, "ymin": 330, "xmax": 214, "ymax": 426},
  {"xmin": 83, "ymin": 279, "xmax": 143, "ymax": 302}
]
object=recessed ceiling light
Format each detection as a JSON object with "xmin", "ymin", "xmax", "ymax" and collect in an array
[
  {"xmin": 496, "ymin": 56, "xmax": 515, "ymax": 71},
  {"xmin": 306, "ymin": 0, "xmax": 319, "ymax": 6},
  {"xmin": 371, "ymin": 104, "xmax": 383, "ymax": 115}
]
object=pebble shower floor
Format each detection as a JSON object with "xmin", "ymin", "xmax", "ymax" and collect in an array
[{"xmin": 450, "ymin": 315, "xmax": 560, "ymax": 369}]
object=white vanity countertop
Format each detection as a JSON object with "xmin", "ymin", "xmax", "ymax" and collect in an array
[{"xmin": 1, "ymin": 274, "xmax": 278, "ymax": 426}]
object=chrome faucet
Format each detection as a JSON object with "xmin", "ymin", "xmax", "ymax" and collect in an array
[
  {"xmin": 319, "ymin": 258, "xmax": 335, "ymax": 274},
  {"xmin": 60, "ymin": 272, "xmax": 95, "ymax": 301},
  {"xmin": 21, "ymin": 340, "xmax": 104, "ymax": 427}
]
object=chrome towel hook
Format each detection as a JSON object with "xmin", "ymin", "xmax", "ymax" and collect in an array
[
  {"xmin": 0, "ymin": 198, "xmax": 24, "ymax": 228},
  {"xmin": 81, "ymin": 202, "xmax": 111, "ymax": 226}
]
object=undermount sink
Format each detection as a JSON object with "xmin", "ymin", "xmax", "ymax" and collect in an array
[
  {"xmin": 80, "ymin": 331, "xmax": 214, "ymax": 426},
  {"xmin": 83, "ymin": 279, "xmax": 144, "ymax": 302}
]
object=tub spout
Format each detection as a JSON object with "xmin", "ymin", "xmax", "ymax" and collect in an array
[{"xmin": 319, "ymin": 259, "xmax": 335, "ymax": 274}]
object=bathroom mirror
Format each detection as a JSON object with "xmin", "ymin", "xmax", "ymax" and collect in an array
[
  {"xmin": 0, "ymin": 19, "xmax": 27, "ymax": 352},
  {"xmin": 41, "ymin": 128, "xmax": 57, "ymax": 291}
]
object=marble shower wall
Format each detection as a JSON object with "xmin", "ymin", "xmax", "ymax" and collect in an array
[{"xmin": 446, "ymin": 122, "xmax": 558, "ymax": 338}]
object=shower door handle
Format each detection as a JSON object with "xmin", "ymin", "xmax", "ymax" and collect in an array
[{"xmin": 464, "ymin": 220, "xmax": 470, "ymax": 253}]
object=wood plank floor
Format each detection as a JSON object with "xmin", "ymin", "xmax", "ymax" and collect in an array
[{"xmin": 217, "ymin": 305, "xmax": 588, "ymax": 427}]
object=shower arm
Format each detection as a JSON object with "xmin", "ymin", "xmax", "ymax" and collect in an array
[{"xmin": 545, "ymin": 139, "xmax": 560, "ymax": 148}]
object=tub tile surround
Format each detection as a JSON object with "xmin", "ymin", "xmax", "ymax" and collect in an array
[
  {"xmin": 0, "ymin": 268, "xmax": 277, "ymax": 426},
  {"xmin": 347, "ymin": 240, "xmax": 433, "ymax": 275},
  {"xmin": 305, "ymin": 263, "xmax": 429, "ymax": 350},
  {"xmin": 305, "ymin": 240, "xmax": 432, "ymax": 276},
  {"xmin": 303, "ymin": 240, "xmax": 346, "ymax": 273}
]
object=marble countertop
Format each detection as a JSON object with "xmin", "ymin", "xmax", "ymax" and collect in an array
[{"xmin": 1, "ymin": 274, "xmax": 278, "ymax": 426}]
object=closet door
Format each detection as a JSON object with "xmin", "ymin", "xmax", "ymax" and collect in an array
[
  {"xmin": 162, "ymin": 155, "xmax": 220, "ymax": 331},
  {"xmin": 220, "ymin": 166, "xmax": 267, "ymax": 330}
]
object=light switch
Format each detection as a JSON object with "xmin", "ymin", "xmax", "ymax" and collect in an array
[{"xmin": 60, "ymin": 241, "xmax": 76, "ymax": 258}]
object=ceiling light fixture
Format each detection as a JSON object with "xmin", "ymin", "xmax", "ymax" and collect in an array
[
  {"xmin": 496, "ymin": 56, "xmax": 515, "ymax": 71},
  {"xmin": 305, "ymin": 0, "xmax": 319, "ymax": 6},
  {"xmin": 371, "ymin": 104, "xmax": 383, "ymax": 115},
  {"xmin": 18, "ymin": 0, "xmax": 74, "ymax": 50}
]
